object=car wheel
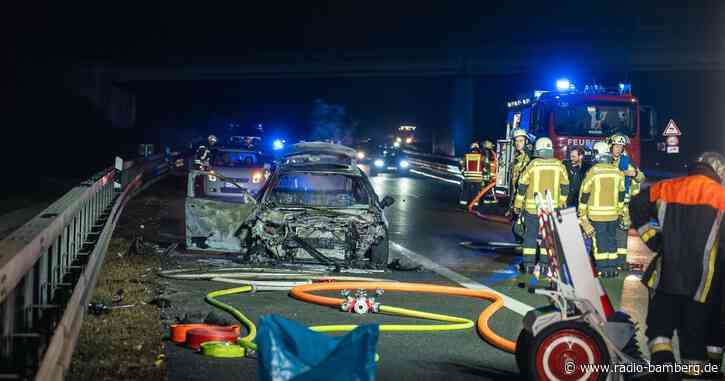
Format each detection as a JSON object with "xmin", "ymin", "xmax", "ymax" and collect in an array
[{"xmin": 369, "ymin": 234, "xmax": 389, "ymax": 266}]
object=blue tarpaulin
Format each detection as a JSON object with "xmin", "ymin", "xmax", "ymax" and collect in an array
[{"xmin": 257, "ymin": 315, "xmax": 379, "ymax": 381}]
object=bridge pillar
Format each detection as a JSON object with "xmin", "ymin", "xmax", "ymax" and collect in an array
[
  {"xmin": 72, "ymin": 67, "xmax": 136, "ymax": 129},
  {"xmin": 448, "ymin": 77, "xmax": 474, "ymax": 157}
]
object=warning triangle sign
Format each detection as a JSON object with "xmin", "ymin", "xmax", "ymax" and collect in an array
[{"xmin": 662, "ymin": 119, "xmax": 682, "ymax": 136}]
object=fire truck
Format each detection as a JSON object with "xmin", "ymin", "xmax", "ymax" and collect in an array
[{"xmin": 495, "ymin": 79, "xmax": 656, "ymax": 198}]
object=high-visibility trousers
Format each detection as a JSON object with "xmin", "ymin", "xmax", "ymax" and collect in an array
[
  {"xmin": 521, "ymin": 212, "xmax": 544, "ymax": 266},
  {"xmin": 591, "ymin": 221, "xmax": 617, "ymax": 271}
]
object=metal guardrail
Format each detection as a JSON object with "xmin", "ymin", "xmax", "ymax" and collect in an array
[
  {"xmin": 404, "ymin": 151, "xmax": 463, "ymax": 184},
  {"xmin": 0, "ymin": 153, "xmax": 174, "ymax": 380}
]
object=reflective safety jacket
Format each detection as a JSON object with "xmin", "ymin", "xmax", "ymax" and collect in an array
[
  {"xmin": 510, "ymin": 150, "xmax": 530, "ymax": 192},
  {"xmin": 462, "ymin": 152, "xmax": 483, "ymax": 181},
  {"xmin": 482, "ymin": 149, "xmax": 497, "ymax": 183},
  {"xmin": 630, "ymin": 174, "xmax": 725, "ymax": 303},
  {"xmin": 578, "ymin": 163, "xmax": 626, "ymax": 222},
  {"xmin": 514, "ymin": 158, "xmax": 569, "ymax": 214}
]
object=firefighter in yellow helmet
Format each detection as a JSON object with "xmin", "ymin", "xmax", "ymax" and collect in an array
[
  {"xmin": 459, "ymin": 141, "xmax": 484, "ymax": 207},
  {"xmin": 481, "ymin": 140, "xmax": 498, "ymax": 204},
  {"xmin": 509, "ymin": 129, "xmax": 531, "ymax": 214},
  {"xmin": 513, "ymin": 137, "xmax": 569, "ymax": 273},
  {"xmin": 578, "ymin": 141, "xmax": 627, "ymax": 277},
  {"xmin": 609, "ymin": 133, "xmax": 645, "ymax": 270}
]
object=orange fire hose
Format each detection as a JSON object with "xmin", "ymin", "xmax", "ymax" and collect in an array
[
  {"xmin": 289, "ymin": 281, "xmax": 517, "ymax": 353},
  {"xmin": 468, "ymin": 181, "xmax": 497, "ymax": 213}
]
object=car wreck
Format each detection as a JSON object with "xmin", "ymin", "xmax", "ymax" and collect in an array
[{"xmin": 185, "ymin": 142, "xmax": 394, "ymax": 268}]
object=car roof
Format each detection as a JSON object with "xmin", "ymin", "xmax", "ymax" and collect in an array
[
  {"xmin": 279, "ymin": 164, "xmax": 363, "ymax": 176},
  {"xmin": 284, "ymin": 142, "xmax": 357, "ymax": 158},
  {"xmin": 216, "ymin": 147, "xmax": 259, "ymax": 153}
]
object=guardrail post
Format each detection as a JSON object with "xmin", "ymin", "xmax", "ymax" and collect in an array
[
  {"xmin": 0, "ymin": 288, "xmax": 16, "ymax": 366},
  {"xmin": 35, "ymin": 246, "xmax": 50, "ymax": 319}
]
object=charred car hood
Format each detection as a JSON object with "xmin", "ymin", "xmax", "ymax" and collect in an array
[{"xmin": 250, "ymin": 207, "xmax": 387, "ymax": 262}]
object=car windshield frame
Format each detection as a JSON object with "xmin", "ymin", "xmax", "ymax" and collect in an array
[
  {"xmin": 212, "ymin": 150, "xmax": 260, "ymax": 168},
  {"xmin": 552, "ymin": 101, "xmax": 636, "ymax": 137},
  {"xmin": 264, "ymin": 171, "xmax": 374, "ymax": 209}
]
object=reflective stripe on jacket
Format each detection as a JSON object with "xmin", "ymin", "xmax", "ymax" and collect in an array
[
  {"xmin": 514, "ymin": 158, "xmax": 570, "ymax": 213},
  {"xmin": 578, "ymin": 163, "xmax": 626, "ymax": 222}
]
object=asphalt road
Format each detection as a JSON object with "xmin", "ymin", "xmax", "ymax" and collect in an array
[{"xmin": 148, "ymin": 172, "xmax": 653, "ymax": 381}]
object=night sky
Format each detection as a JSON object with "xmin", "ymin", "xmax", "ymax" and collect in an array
[{"xmin": 2, "ymin": 1, "xmax": 724, "ymax": 185}]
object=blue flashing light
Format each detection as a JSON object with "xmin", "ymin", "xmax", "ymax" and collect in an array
[
  {"xmin": 619, "ymin": 83, "xmax": 632, "ymax": 94},
  {"xmin": 556, "ymin": 78, "xmax": 571, "ymax": 92},
  {"xmin": 273, "ymin": 139, "xmax": 285, "ymax": 151},
  {"xmin": 534, "ymin": 90, "xmax": 545, "ymax": 99}
]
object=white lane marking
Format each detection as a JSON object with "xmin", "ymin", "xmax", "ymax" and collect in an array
[
  {"xmin": 410, "ymin": 169, "xmax": 462, "ymax": 185},
  {"xmin": 391, "ymin": 241, "xmax": 534, "ymax": 316}
]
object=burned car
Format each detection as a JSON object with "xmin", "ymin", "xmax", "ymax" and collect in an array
[
  {"xmin": 246, "ymin": 142, "xmax": 394, "ymax": 267},
  {"xmin": 185, "ymin": 142, "xmax": 394, "ymax": 268}
]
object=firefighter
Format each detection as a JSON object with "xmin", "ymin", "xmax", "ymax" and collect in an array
[
  {"xmin": 577, "ymin": 142, "xmax": 626, "ymax": 277},
  {"xmin": 513, "ymin": 137, "xmax": 569, "ymax": 273},
  {"xmin": 610, "ymin": 133, "xmax": 645, "ymax": 270},
  {"xmin": 459, "ymin": 142, "xmax": 483, "ymax": 207},
  {"xmin": 630, "ymin": 151, "xmax": 725, "ymax": 380},
  {"xmin": 481, "ymin": 140, "xmax": 498, "ymax": 204},
  {"xmin": 509, "ymin": 129, "xmax": 531, "ymax": 213},
  {"xmin": 194, "ymin": 134, "xmax": 218, "ymax": 170}
]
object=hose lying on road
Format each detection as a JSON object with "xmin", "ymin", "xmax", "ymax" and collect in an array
[
  {"xmin": 290, "ymin": 282, "xmax": 516, "ymax": 353},
  {"xmin": 199, "ymin": 281, "xmax": 517, "ymax": 358}
]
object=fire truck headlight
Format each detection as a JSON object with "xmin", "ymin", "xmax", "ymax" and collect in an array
[
  {"xmin": 556, "ymin": 78, "xmax": 571, "ymax": 91},
  {"xmin": 374, "ymin": 159, "xmax": 384, "ymax": 168},
  {"xmin": 399, "ymin": 160, "xmax": 409, "ymax": 168},
  {"xmin": 405, "ymin": 137, "xmax": 413, "ymax": 144}
]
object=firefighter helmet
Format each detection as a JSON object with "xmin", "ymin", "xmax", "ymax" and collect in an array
[
  {"xmin": 483, "ymin": 140, "xmax": 494, "ymax": 149},
  {"xmin": 470, "ymin": 142, "xmax": 480, "ymax": 150},
  {"xmin": 511, "ymin": 129, "xmax": 528, "ymax": 141},
  {"xmin": 609, "ymin": 134, "xmax": 629, "ymax": 146},
  {"xmin": 534, "ymin": 137, "xmax": 553, "ymax": 158},
  {"xmin": 208, "ymin": 135, "xmax": 218, "ymax": 145},
  {"xmin": 695, "ymin": 151, "xmax": 725, "ymax": 181},
  {"xmin": 592, "ymin": 141, "xmax": 612, "ymax": 163}
]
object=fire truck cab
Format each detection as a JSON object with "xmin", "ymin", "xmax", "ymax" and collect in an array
[{"xmin": 495, "ymin": 80, "xmax": 655, "ymax": 198}]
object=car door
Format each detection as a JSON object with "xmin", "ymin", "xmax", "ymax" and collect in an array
[{"xmin": 185, "ymin": 169, "xmax": 257, "ymax": 252}]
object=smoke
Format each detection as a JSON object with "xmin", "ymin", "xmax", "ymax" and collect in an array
[{"xmin": 309, "ymin": 99, "xmax": 355, "ymax": 145}]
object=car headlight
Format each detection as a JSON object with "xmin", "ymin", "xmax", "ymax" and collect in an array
[
  {"xmin": 374, "ymin": 159, "xmax": 384, "ymax": 168},
  {"xmin": 208, "ymin": 173, "xmax": 218, "ymax": 182},
  {"xmin": 405, "ymin": 137, "xmax": 413, "ymax": 144},
  {"xmin": 356, "ymin": 151, "xmax": 365, "ymax": 160},
  {"xmin": 393, "ymin": 141, "xmax": 400, "ymax": 148},
  {"xmin": 252, "ymin": 171, "xmax": 263, "ymax": 183},
  {"xmin": 399, "ymin": 160, "xmax": 409, "ymax": 168}
]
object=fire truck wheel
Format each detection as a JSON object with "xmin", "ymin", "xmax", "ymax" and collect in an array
[
  {"xmin": 515, "ymin": 329, "xmax": 533, "ymax": 375},
  {"xmin": 527, "ymin": 321, "xmax": 610, "ymax": 381}
]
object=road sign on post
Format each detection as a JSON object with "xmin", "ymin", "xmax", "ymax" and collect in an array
[
  {"xmin": 667, "ymin": 146, "xmax": 680, "ymax": 154},
  {"xmin": 666, "ymin": 136, "xmax": 679, "ymax": 146},
  {"xmin": 662, "ymin": 119, "xmax": 682, "ymax": 136}
]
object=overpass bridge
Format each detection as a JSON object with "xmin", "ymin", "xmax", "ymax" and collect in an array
[{"xmin": 71, "ymin": 37, "xmax": 725, "ymax": 156}]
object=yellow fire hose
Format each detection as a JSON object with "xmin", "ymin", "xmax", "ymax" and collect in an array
[{"xmin": 200, "ymin": 281, "xmax": 516, "ymax": 359}]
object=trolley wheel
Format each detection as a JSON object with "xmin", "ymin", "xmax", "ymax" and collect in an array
[
  {"xmin": 527, "ymin": 321, "xmax": 610, "ymax": 381},
  {"xmin": 515, "ymin": 329, "xmax": 534, "ymax": 374}
]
